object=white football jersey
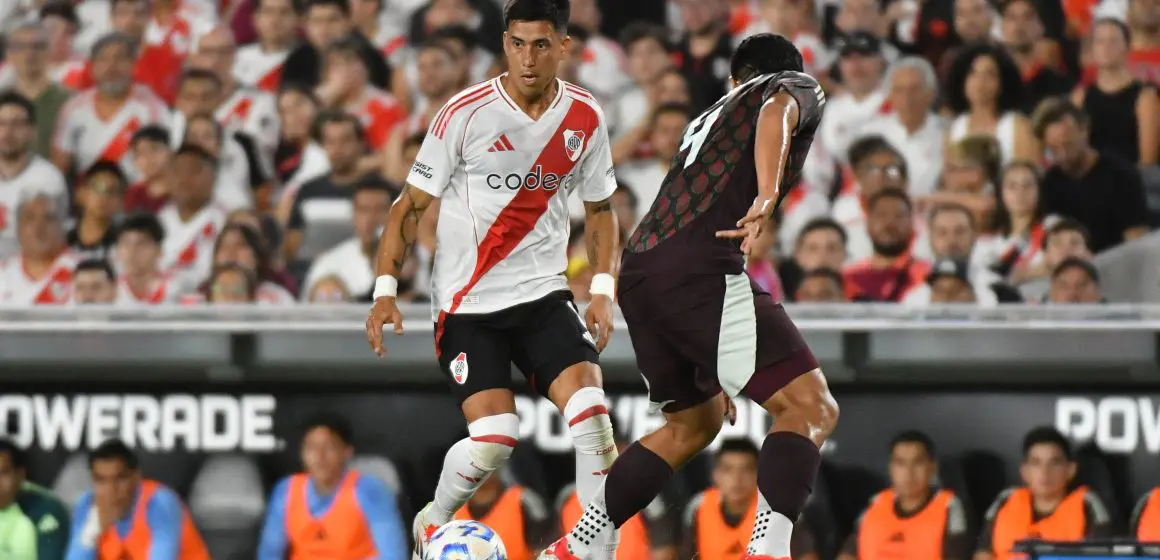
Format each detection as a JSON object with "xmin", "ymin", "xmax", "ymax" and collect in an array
[
  {"xmin": 406, "ymin": 77, "xmax": 616, "ymax": 320},
  {"xmin": 0, "ymin": 157, "xmax": 69, "ymax": 259},
  {"xmin": 216, "ymin": 87, "xmax": 280, "ymax": 164},
  {"xmin": 0, "ymin": 252, "xmax": 78, "ymax": 306},
  {"xmin": 116, "ymin": 273, "xmax": 182, "ymax": 305},
  {"xmin": 53, "ymin": 86, "xmax": 170, "ymax": 179},
  {"xmin": 157, "ymin": 202, "xmax": 228, "ymax": 293},
  {"xmin": 233, "ymin": 44, "xmax": 290, "ymax": 93}
]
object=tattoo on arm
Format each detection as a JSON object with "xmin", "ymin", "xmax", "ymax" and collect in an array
[
  {"xmin": 588, "ymin": 200, "xmax": 612, "ymax": 213},
  {"xmin": 392, "ymin": 186, "xmax": 431, "ymax": 270},
  {"xmin": 587, "ymin": 230, "xmax": 599, "ymax": 265}
]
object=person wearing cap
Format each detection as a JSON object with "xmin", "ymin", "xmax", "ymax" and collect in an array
[
  {"xmin": 904, "ymin": 257, "xmax": 1002, "ymax": 306},
  {"xmin": 919, "ymin": 203, "xmax": 1022, "ymax": 304},
  {"xmin": 1046, "ymin": 257, "xmax": 1104, "ymax": 303}
]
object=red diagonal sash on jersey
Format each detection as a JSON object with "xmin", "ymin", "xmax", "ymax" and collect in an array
[
  {"xmin": 99, "ymin": 116, "xmax": 142, "ymax": 165},
  {"xmin": 222, "ymin": 97, "xmax": 254, "ymax": 128},
  {"xmin": 434, "ymin": 100, "xmax": 598, "ymax": 356},
  {"xmin": 173, "ymin": 215, "xmax": 219, "ymax": 270},
  {"xmin": 256, "ymin": 66, "xmax": 283, "ymax": 92},
  {"xmin": 33, "ymin": 261, "xmax": 74, "ymax": 304}
]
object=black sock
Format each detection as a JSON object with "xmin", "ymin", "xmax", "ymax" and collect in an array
[
  {"xmin": 758, "ymin": 432, "xmax": 821, "ymax": 520},
  {"xmin": 604, "ymin": 442, "xmax": 674, "ymax": 527}
]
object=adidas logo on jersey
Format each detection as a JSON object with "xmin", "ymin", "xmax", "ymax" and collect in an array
[{"xmin": 487, "ymin": 134, "xmax": 515, "ymax": 152}]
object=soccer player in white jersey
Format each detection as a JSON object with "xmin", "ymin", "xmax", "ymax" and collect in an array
[
  {"xmin": 0, "ymin": 193, "xmax": 77, "ymax": 306},
  {"xmin": 234, "ymin": 0, "xmax": 299, "ymax": 93},
  {"xmin": 365, "ymin": 1, "xmax": 621, "ymax": 558},
  {"xmin": 0, "ymin": 93, "xmax": 68, "ymax": 260}
]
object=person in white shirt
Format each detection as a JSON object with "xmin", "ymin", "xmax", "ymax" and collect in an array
[
  {"xmin": 0, "ymin": 92, "xmax": 69, "ymax": 259},
  {"xmin": 181, "ymin": 111, "xmax": 260, "ymax": 211},
  {"xmin": 831, "ymin": 136, "xmax": 911, "ymax": 262},
  {"xmin": 72, "ymin": 259, "xmax": 118, "ymax": 304},
  {"xmin": 0, "ymin": 193, "xmax": 77, "ymax": 306},
  {"xmin": 611, "ymin": 23, "xmax": 674, "ymax": 141},
  {"xmin": 365, "ymin": 2, "xmax": 621, "ymax": 558},
  {"xmin": 903, "ymin": 203, "xmax": 1013, "ymax": 306},
  {"xmin": 861, "ymin": 56, "xmax": 946, "ymax": 197},
  {"xmin": 303, "ymin": 180, "xmax": 393, "ymax": 300},
  {"xmin": 944, "ymin": 44, "xmax": 1038, "ymax": 165},
  {"xmin": 157, "ymin": 144, "xmax": 228, "ymax": 293},
  {"xmin": 568, "ymin": 0, "xmax": 631, "ymax": 104},
  {"xmin": 113, "ymin": 213, "xmax": 181, "ymax": 305},
  {"xmin": 234, "ymin": 0, "xmax": 300, "ymax": 93}
]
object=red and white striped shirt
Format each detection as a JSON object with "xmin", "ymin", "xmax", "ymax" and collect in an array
[{"xmin": 53, "ymin": 86, "xmax": 170, "ymax": 179}]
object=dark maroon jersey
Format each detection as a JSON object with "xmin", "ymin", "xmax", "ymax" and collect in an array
[{"xmin": 621, "ymin": 71, "xmax": 826, "ymax": 277}]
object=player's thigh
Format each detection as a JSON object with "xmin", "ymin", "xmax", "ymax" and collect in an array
[
  {"xmin": 436, "ymin": 313, "xmax": 515, "ymax": 409},
  {"xmin": 739, "ymin": 279, "xmax": 823, "ymax": 406},
  {"xmin": 506, "ymin": 291, "xmax": 599, "ymax": 398}
]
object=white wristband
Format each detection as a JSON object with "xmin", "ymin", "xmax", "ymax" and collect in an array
[
  {"xmin": 590, "ymin": 273, "xmax": 616, "ymax": 299},
  {"xmin": 372, "ymin": 275, "xmax": 399, "ymax": 300}
]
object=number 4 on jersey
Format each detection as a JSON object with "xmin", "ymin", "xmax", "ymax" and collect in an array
[{"xmin": 679, "ymin": 105, "xmax": 724, "ymax": 170}]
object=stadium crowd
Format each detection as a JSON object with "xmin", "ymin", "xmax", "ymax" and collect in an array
[
  {"xmin": 0, "ymin": 0, "xmax": 1156, "ymax": 306},
  {"xmin": 1, "ymin": 415, "xmax": 1158, "ymax": 559}
]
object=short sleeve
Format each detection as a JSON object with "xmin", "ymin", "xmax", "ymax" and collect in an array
[
  {"xmin": 575, "ymin": 105, "xmax": 617, "ymax": 203},
  {"xmin": 406, "ymin": 100, "xmax": 465, "ymax": 198},
  {"xmin": 764, "ymin": 73, "xmax": 826, "ymax": 136}
]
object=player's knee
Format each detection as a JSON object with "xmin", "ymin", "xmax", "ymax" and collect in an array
[
  {"xmin": 667, "ymin": 412, "xmax": 723, "ymax": 452},
  {"xmin": 564, "ymin": 387, "xmax": 615, "ymax": 455},
  {"xmin": 465, "ymin": 412, "xmax": 521, "ymax": 470},
  {"xmin": 768, "ymin": 369, "xmax": 839, "ymax": 436}
]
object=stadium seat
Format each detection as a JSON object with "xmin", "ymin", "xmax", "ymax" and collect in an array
[
  {"xmin": 137, "ymin": 451, "xmax": 203, "ymax": 498},
  {"xmin": 188, "ymin": 455, "xmax": 266, "ymax": 560},
  {"xmin": 959, "ymin": 450, "xmax": 1010, "ymax": 527},
  {"xmin": 349, "ymin": 454, "xmax": 404, "ymax": 495},
  {"xmin": 938, "ymin": 457, "xmax": 977, "ymax": 529},
  {"xmin": 52, "ymin": 453, "xmax": 91, "ymax": 512},
  {"xmin": 1075, "ymin": 444, "xmax": 1125, "ymax": 531}
]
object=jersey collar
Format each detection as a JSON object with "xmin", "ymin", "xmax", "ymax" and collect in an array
[{"xmin": 494, "ymin": 74, "xmax": 564, "ymax": 122}]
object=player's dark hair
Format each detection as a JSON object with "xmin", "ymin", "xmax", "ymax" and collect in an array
[
  {"xmin": 131, "ymin": 125, "xmax": 172, "ymax": 149},
  {"xmin": 800, "ymin": 267, "xmax": 845, "ymax": 292},
  {"xmin": 89, "ymin": 439, "xmax": 139, "ymax": 470},
  {"xmin": 866, "ymin": 188, "xmax": 912, "ymax": 213},
  {"xmin": 1043, "ymin": 218, "xmax": 1092, "ymax": 251},
  {"xmin": 301, "ymin": 411, "xmax": 355, "ymax": 445},
  {"xmin": 174, "ymin": 143, "xmax": 219, "ymax": 170},
  {"xmin": 179, "ymin": 67, "xmax": 223, "ymax": 89},
  {"xmin": 1052, "ymin": 256, "xmax": 1100, "ymax": 283},
  {"xmin": 945, "ymin": 44, "xmax": 1024, "ymax": 114},
  {"xmin": 305, "ymin": 0, "xmax": 349, "ymax": 16},
  {"xmin": 797, "ymin": 217, "xmax": 848, "ymax": 248},
  {"xmin": 1030, "ymin": 96, "xmax": 1089, "ymax": 140},
  {"xmin": 929, "ymin": 202, "xmax": 976, "ymax": 231},
  {"xmin": 846, "ymin": 135, "xmax": 906, "ymax": 174},
  {"xmin": 890, "ymin": 430, "xmax": 937, "ymax": 459},
  {"xmin": 1022, "ymin": 426, "xmax": 1073, "ymax": 462},
  {"xmin": 619, "ymin": 22, "xmax": 669, "ymax": 53},
  {"xmin": 429, "ymin": 24, "xmax": 478, "ymax": 51},
  {"xmin": 503, "ymin": 0, "xmax": 570, "ymax": 32},
  {"xmin": 83, "ymin": 160, "xmax": 129, "ymax": 188},
  {"xmin": 76, "ymin": 258, "xmax": 116, "ymax": 282},
  {"xmin": 312, "ymin": 109, "xmax": 366, "ymax": 144},
  {"xmin": 716, "ymin": 438, "xmax": 760, "ymax": 462},
  {"xmin": 117, "ymin": 212, "xmax": 166, "ymax": 244},
  {"xmin": 0, "ymin": 438, "xmax": 28, "ymax": 470},
  {"xmin": 0, "ymin": 91, "xmax": 37, "ymax": 125},
  {"xmin": 731, "ymin": 33, "xmax": 804, "ymax": 84},
  {"xmin": 40, "ymin": 1, "xmax": 80, "ymax": 27}
]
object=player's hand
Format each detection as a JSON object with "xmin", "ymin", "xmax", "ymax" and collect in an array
[
  {"xmin": 715, "ymin": 196, "xmax": 775, "ymax": 255},
  {"xmin": 723, "ymin": 393, "xmax": 737, "ymax": 426},
  {"xmin": 585, "ymin": 295, "xmax": 615, "ymax": 353},
  {"xmin": 366, "ymin": 296, "xmax": 405, "ymax": 358}
]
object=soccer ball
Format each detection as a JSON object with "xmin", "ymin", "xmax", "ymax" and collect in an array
[{"xmin": 424, "ymin": 520, "xmax": 508, "ymax": 560}]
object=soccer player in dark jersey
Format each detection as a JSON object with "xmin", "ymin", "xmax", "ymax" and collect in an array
[{"xmin": 541, "ymin": 34, "xmax": 839, "ymax": 560}]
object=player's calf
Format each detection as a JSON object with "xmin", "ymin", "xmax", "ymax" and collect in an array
[{"xmin": 428, "ymin": 413, "xmax": 520, "ymax": 525}]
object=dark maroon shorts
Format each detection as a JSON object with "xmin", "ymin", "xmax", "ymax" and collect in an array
[{"xmin": 618, "ymin": 272, "xmax": 819, "ymax": 413}]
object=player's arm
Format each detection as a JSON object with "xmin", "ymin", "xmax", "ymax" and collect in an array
[
  {"xmin": 576, "ymin": 106, "xmax": 621, "ymax": 351},
  {"xmin": 942, "ymin": 494, "xmax": 973, "ymax": 560},
  {"xmin": 353, "ymin": 476, "xmax": 408, "ymax": 560},
  {"xmin": 144, "ymin": 489, "xmax": 184, "ymax": 560},
  {"xmin": 64, "ymin": 494, "xmax": 97, "ymax": 560},
  {"xmin": 256, "ymin": 479, "xmax": 291, "ymax": 560}
]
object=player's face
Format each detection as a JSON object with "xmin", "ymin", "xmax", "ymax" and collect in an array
[
  {"xmin": 74, "ymin": 270, "xmax": 117, "ymax": 304},
  {"xmin": 92, "ymin": 41, "xmax": 135, "ymax": 97},
  {"xmin": 305, "ymin": 5, "xmax": 350, "ymax": 49},
  {"xmin": 1044, "ymin": 231, "xmax": 1090, "ymax": 269},
  {"xmin": 352, "ymin": 189, "xmax": 391, "ymax": 244},
  {"xmin": 889, "ymin": 442, "xmax": 934, "ymax": 500},
  {"xmin": 17, "ymin": 197, "xmax": 63, "ymax": 257},
  {"xmin": 132, "ymin": 140, "xmax": 172, "ymax": 181},
  {"xmin": 867, "ymin": 198, "xmax": 913, "ymax": 255},
  {"xmin": 277, "ymin": 90, "xmax": 320, "ymax": 142},
  {"xmin": 1042, "ymin": 118, "xmax": 1089, "ymax": 173},
  {"xmin": 930, "ymin": 276, "xmax": 976, "ymax": 303},
  {"xmin": 215, "ymin": 230, "xmax": 259, "ymax": 270},
  {"xmin": 169, "ymin": 155, "xmax": 215, "ymax": 208},
  {"xmin": 91, "ymin": 458, "xmax": 139, "ymax": 519},
  {"xmin": 1000, "ymin": 166, "xmax": 1039, "ymax": 216},
  {"xmin": 177, "ymin": 79, "xmax": 222, "ymax": 117},
  {"xmin": 0, "ymin": 453, "xmax": 23, "ymax": 510},
  {"xmin": 1091, "ymin": 21, "xmax": 1129, "ymax": 67},
  {"xmin": 417, "ymin": 47, "xmax": 459, "ymax": 98},
  {"xmin": 210, "ymin": 269, "xmax": 253, "ymax": 303},
  {"xmin": 964, "ymin": 55, "xmax": 1001, "ymax": 107},
  {"xmin": 255, "ymin": 0, "xmax": 299, "ymax": 44},
  {"xmin": 310, "ymin": 277, "xmax": 350, "ymax": 302},
  {"xmin": 930, "ymin": 211, "xmax": 974, "ymax": 259},
  {"xmin": 651, "ymin": 112, "xmax": 690, "ymax": 161},
  {"xmin": 116, "ymin": 231, "xmax": 161, "ymax": 276},
  {"xmin": 111, "ymin": 0, "xmax": 149, "ymax": 40},
  {"xmin": 321, "ymin": 121, "xmax": 364, "ymax": 172},
  {"xmin": 81, "ymin": 172, "xmax": 127, "ymax": 220},
  {"xmin": 504, "ymin": 21, "xmax": 570, "ymax": 97},
  {"xmin": 627, "ymin": 38, "xmax": 671, "ymax": 85},
  {"xmin": 795, "ymin": 228, "xmax": 846, "ymax": 271},
  {"xmin": 1048, "ymin": 267, "xmax": 1102, "ymax": 303},
  {"xmin": 191, "ymin": 29, "xmax": 237, "ymax": 80},
  {"xmin": 6, "ymin": 29, "xmax": 49, "ymax": 77},
  {"xmin": 1020, "ymin": 443, "xmax": 1075, "ymax": 498},
  {"xmin": 0, "ymin": 105, "xmax": 34, "ymax": 159},
  {"xmin": 712, "ymin": 452, "xmax": 758, "ymax": 506},
  {"xmin": 795, "ymin": 276, "xmax": 845, "ymax": 302},
  {"xmin": 954, "ymin": 0, "xmax": 994, "ymax": 41},
  {"xmin": 301, "ymin": 427, "xmax": 352, "ymax": 485}
]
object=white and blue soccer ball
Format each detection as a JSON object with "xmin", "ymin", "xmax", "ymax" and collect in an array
[{"xmin": 424, "ymin": 520, "xmax": 508, "ymax": 560}]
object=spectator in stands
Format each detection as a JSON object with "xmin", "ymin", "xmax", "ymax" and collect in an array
[
  {"xmin": 157, "ymin": 144, "xmax": 227, "ymax": 293},
  {"xmin": 1131, "ymin": 486, "xmax": 1160, "ymax": 541},
  {"xmin": 211, "ymin": 223, "xmax": 296, "ymax": 303},
  {"xmin": 405, "ymin": 25, "xmax": 494, "ymax": 101},
  {"xmin": 914, "ymin": 257, "xmax": 989, "ymax": 305},
  {"xmin": 1032, "ymin": 97, "xmax": 1150, "ymax": 253},
  {"xmin": 945, "ymin": 44, "xmax": 1038, "ymax": 165},
  {"xmin": 0, "ymin": 92, "xmax": 68, "ymax": 260},
  {"xmin": 99, "ymin": 0, "xmax": 189, "ymax": 105},
  {"xmin": 675, "ymin": 0, "xmax": 734, "ymax": 113},
  {"xmin": 65, "ymin": 439, "xmax": 209, "ymax": 559},
  {"xmin": 569, "ymin": 0, "xmax": 631, "ymax": 102},
  {"xmin": 653, "ymin": 68, "xmax": 693, "ymax": 108},
  {"xmin": 234, "ymin": 0, "xmax": 299, "ymax": 93},
  {"xmin": 5, "ymin": 22, "xmax": 74, "ymax": 159},
  {"xmin": 205, "ymin": 262, "xmax": 259, "ymax": 304},
  {"xmin": 558, "ymin": 25, "xmax": 591, "ymax": 88},
  {"xmin": 308, "ymin": 275, "xmax": 352, "ymax": 301},
  {"xmin": 975, "ymin": 427, "xmax": 1112, "ymax": 560},
  {"xmin": 1073, "ymin": 19, "xmax": 1160, "ymax": 167},
  {"xmin": 610, "ymin": 184, "xmax": 639, "ymax": 243},
  {"xmin": 795, "ymin": 268, "xmax": 849, "ymax": 302},
  {"xmin": 392, "ymin": 39, "xmax": 461, "ymax": 140},
  {"xmin": 0, "ymin": 438, "xmax": 70, "ymax": 560},
  {"xmin": 68, "ymin": 162, "xmax": 126, "ymax": 262},
  {"xmin": 955, "ymin": 0, "xmax": 997, "ymax": 46},
  {"xmin": 735, "ymin": 0, "xmax": 832, "ymax": 79},
  {"xmin": 999, "ymin": 0, "xmax": 1070, "ymax": 112},
  {"xmin": 977, "ymin": 162, "xmax": 1053, "ymax": 284},
  {"xmin": 862, "ymin": 56, "xmax": 946, "ymax": 197},
  {"xmin": 407, "ymin": 0, "xmax": 504, "ymax": 57},
  {"xmin": 1046, "ymin": 257, "xmax": 1104, "ymax": 303},
  {"xmin": 1018, "ymin": 218, "xmax": 1094, "ymax": 301},
  {"xmin": 318, "ymin": 37, "xmax": 405, "ymax": 154},
  {"xmin": 455, "ymin": 471, "xmax": 554, "ymax": 559},
  {"xmin": 780, "ymin": 218, "xmax": 848, "ymax": 298},
  {"xmin": 906, "ymin": 206, "xmax": 1010, "ymax": 305},
  {"xmin": 838, "ymin": 431, "xmax": 971, "ymax": 560},
  {"xmin": 612, "ymin": 103, "xmax": 689, "ymax": 224},
  {"xmin": 832, "ymin": 136, "xmax": 908, "ymax": 262},
  {"xmin": 353, "ymin": 0, "xmax": 406, "ymax": 68},
  {"xmin": 834, "ymin": 0, "xmax": 902, "ymax": 62},
  {"xmin": 282, "ymin": 0, "xmax": 391, "ymax": 90},
  {"xmin": 113, "ymin": 213, "xmax": 179, "ymax": 305},
  {"xmin": 39, "ymin": 3, "xmax": 88, "ymax": 91},
  {"xmin": 124, "ymin": 126, "xmax": 173, "ymax": 213},
  {"xmin": 181, "ymin": 111, "xmax": 263, "ymax": 211},
  {"xmin": 273, "ymin": 85, "xmax": 330, "ymax": 219},
  {"xmin": 51, "ymin": 33, "xmax": 169, "ymax": 181},
  {"xmin": 258, "ymin": 412, "xmax": 406, "ymax": 560},
  {"xmin": 610, "ymin": 23, "xmax": 674, "ymax": 141},
  {"xmin": 0, "ymin": 194, "xmax": 76, "ymax": 306},
  {"xmin": 286, "ymin": 112, "xmax": 390, "ymax": 260},
  {"xmin": 303, "ymin": 180, "xmax": 393, "ymax": 302},
  {"xmin": 844, "ymin": 190, "xmax": 931, "ymax": 302},
  {"xmin": 928, "ymin": 135, "xmax": 1002, "ymax": 226},
  {"xmin": 1127, "ymin": 0, "xmax": 1160, "ymax": 84},
  {"xmin": 72, "ymin": 259, "xmax": 117, "ymax": 304}
]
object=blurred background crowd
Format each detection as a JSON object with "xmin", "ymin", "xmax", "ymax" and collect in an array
[{"xmin": 1, "ymin": 0, "xmax": 1159, "ymax": 307}]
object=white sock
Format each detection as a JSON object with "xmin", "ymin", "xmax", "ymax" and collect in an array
[
  {"xmin": 564, "ymin": 478, "xmax": 614, "ymax": 559},
  {"xmin": 429, "ymin": 413, "xmax": 519, "ymax": 525},
  {"xmin": 564, "ymin": 387, "xmax": 619, "ymax": 559},
  {"xmin": 746, "ymin": 490, "xmax": 794, "ymax": 558}
]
